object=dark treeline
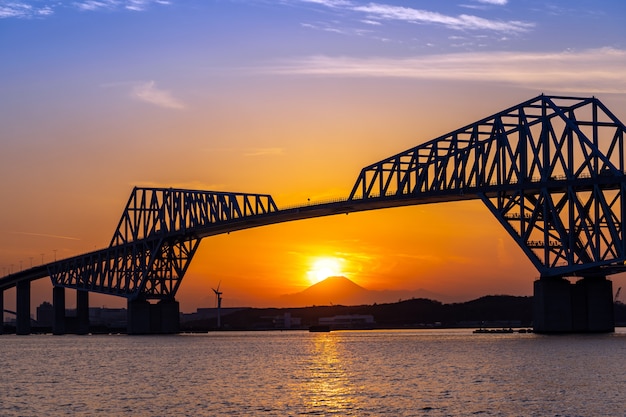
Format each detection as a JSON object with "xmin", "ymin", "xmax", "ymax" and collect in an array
[
  {"xmin": 184, "ymin": 296, "xmax": 626, "ymax": 331},
  {"xmin": 184, "ymin": 295, "xmax": 539, "ymax": 331}
]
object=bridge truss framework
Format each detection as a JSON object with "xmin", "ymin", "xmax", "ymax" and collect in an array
[
  {"xmin": 48, "ymin": 189, "xmax": 278, "ymax": 300},
  {"xmin": 349, "ymin": 95, "xmax": 626, "ymax": 279}
]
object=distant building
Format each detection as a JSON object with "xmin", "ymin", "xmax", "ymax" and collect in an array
[
  {"xmin": 272, "ymin": 312, "xmax": 301, "ymax": 329},
  {"xmin": 36, "ymin": 301, "xmax": 54, "ymax": 327},
  {"xmin": 89, "ymin": 307, "xmax": 127, "ymax": 328}
]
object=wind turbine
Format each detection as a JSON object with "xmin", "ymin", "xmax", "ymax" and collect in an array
[{"xmin": 212, "ymin": 281, "xmax": 223, "ymax": 329}]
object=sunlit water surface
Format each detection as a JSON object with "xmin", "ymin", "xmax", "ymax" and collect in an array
[{"xmin": 1, "ymin": 329, "xmax": 625, "ymax": 416}]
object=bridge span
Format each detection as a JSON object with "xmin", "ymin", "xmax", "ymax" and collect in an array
[{"xmin": 2, "ymin": 95, "xmax": 626, "ymax": 334}]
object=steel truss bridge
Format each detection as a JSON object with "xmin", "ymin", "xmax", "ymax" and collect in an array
[{"xmin": 2, "ymin": 95, "xmax": 626, "ymax": 303}]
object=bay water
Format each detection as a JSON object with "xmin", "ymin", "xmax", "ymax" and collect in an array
[{"xmin": 1, "ymin": 329, "xmax": 625, "ymax": 416}]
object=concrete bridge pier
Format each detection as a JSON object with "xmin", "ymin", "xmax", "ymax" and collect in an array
[
  {"xmin": 52, "ymin": 286, "xmax": 65, "ymax": 335},
  {"xmin": 573, "ymin": 278, "xmax": 614, "ymax": 332},
  {"xmin": 76, "ymin": 290, "xmax": 89, "ymax": 335},
  {"xmin": 127, "ymin": 298, "xmax": 150, "ymax": 334},
  {"xmin": 127, "ymin": 298, "xmax": 180, "ymax": 335},
  {"xmin": 52, "ymin": 288, "xmax": 89, "ymax": 335},
  {"xmin": 533, "ymin": 277, "xmax": 614, "ymax": 333},
  {"xmin": 16, "ymin": 280, "xmax": 30, "ymax": 335},
  {"xmin": 157, "ymin": 299, "xmax": 181, "ymax": 334}
]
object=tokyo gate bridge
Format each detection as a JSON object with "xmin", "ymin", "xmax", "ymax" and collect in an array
[{"xmin": 1, "ymin": 95, "xmax": 625, "ymax": 334}]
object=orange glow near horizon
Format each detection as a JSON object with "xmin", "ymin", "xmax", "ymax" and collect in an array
[{"xmin": 306, "ymin": 256, "xmax": 347, "ymax": 285}]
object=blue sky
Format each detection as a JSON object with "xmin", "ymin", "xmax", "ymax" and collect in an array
[
  {"xmin": 2, "ymin": 0, "xmax": 625, "ymax": 105},
  {"xmin": 1, "ymin": 0, "xmax": 626, "ymax": 309}
]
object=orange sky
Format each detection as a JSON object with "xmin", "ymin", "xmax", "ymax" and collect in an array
[{"xmin": 2, "ymin": 1, "xmax": 626, "ymax": 313}]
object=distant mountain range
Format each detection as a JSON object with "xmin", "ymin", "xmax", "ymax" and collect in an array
[{"xmin": 278, "ymin": 276, "xmax": 452, "ymax": 307}]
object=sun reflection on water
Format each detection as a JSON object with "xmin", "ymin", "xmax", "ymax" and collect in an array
[{"xmin": 295, "ymin": 333, "xmax": 358, "ymax": 414}]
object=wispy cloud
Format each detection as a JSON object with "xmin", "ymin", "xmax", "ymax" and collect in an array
[
  {"xmin": 0, "ymin": 2, "xmax": 53, "ymax": 18},
  {"xmin": 264, "ymin": 47, "xmax": 626, "ymax": 94},
  {"xmin": 243, "ymin": 147, "xmax": 285, "ymax": 157},
  {"xmin": 126, "ymin": 0, "xmax": 171, "ymax": 11},
  {"xmin": 477, "ymin": 0, "xmax": 507, "ymax": 5},
  {"xmin": 297, "ymin": 1, "xmax": 532, "ymax": 33},
  {"xmin": 74, "ymin": 1, "xmax": 117, "ymax": 11},
  {"xmin": 352, "ymin": 4, "xmax": 532, "ymax": 32},
  {"xmin": 300, "ymin": 0, "xmax": 352, "ymax": 7},
  {"xmin": 75, "ymin": 0, "xmax": 170, "ymax": 11},
  {"xmin": 130, "ymin": 81, "xmax": 185, "ymax": 109},
  {"xmin": 0, "ymin": 0, "xmax": 169, "ymax": 18},
  {"xmin": 10, "ymin": 231, "xmax": 81, "ymax": 241}
]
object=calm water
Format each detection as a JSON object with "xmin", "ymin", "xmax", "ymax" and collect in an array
[{"xmin": 1, "ymin": 329, "xmax": 625, "ymax": 416}]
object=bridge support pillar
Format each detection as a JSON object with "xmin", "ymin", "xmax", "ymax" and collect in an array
[
  {"xmin": 53, "ymin": 286, "xmax": 66, "ymax": 335},
  {"xmin": 156, "ymin": 299, "xmax": 180, "ymax": 334},
  {"xmin": 127, "ymin": 298, "xmax": 151, "ymax": 335},
  {"xmin": 533, "ymin": 277, "xmax": 614, "ymax": 333},
  {"xmin": 127, "ymin": 298, "xmax": 180, "ymax": 335},
  {"xmin": 533, "ymin": 278, "xmax": 573, "ymax": 333},
  {"xmin": 76, "ymin": 290, "xmax": 89, "ymax": 335},
  {"xmin": 16, "ymin": 280, "xmax": 31, "ymax": 335},
  {"xmin": 575, "ymin": 277, "xmax": 614, "ymax": 332}
]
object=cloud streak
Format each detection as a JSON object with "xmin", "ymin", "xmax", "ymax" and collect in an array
[
  {"xmin": 298, "ymin": 0, "xmax": 532, "ymax": 33},
  {"xmin": 0, "ymin": 0, "xmax": 170, "ymax": 18},
  {"xmin": 243, "ymin": 147, "xmax": 285, "ymax": 157},
  {"xmin": 352, "ymin": 4, "xmax": 532, "ymax": 32},
  {"xmin": 131, "ymin": 81, "xmax": 185, "ymax": 109},
  {"xmin": 0, "ymin": 2, "xmax": 53, "ymax": 18},
  {"xmin": 75, "ymin": 0, "xmax": 171, "ymax": 12},
  {"xmin": 265, "ymin": 47, "xmax": 626, "ymax": 94},
  {"xmin": 10, "ymin": 231, "xmax": 81, "ymax": 241}
]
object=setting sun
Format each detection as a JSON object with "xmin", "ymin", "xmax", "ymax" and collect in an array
[{"xmin": 307, "ymin": 257, "xmax": 345, "ymax": 285}]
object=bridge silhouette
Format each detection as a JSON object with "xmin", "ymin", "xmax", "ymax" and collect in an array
[{"xmin": 2, "ymin": 95, "xmax": 626, "ymax": 334}]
